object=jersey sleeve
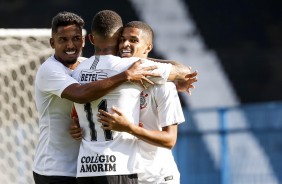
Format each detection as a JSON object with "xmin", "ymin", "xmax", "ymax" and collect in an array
[
  {"xmin": 112, "ymin": 57, "xmax": 172, "ymax": 84},
  {"xmin": 140, "ymin": 59, "xmax": 172, "ymax": 84},
  {"xmin": 154, "ymin": 82, "xmax": 185, "ymax": 127},
  {"xmin": 36, "ymin": 62, "xmax": 78, "ymax": 97}
]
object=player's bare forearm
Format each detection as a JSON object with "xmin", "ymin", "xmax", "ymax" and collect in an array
[
  {"xmin": 147, "ymin": 57, "xmax": 180, "ymax": 66},
  {"xmin": 62, "ymin": 72, "xmax": 129, "ymax": 104},
  {"xmin": 128, "ymin": 124, "xmax": 177, "ymax": 149},
  {"xmin": 168, "ymin": 64, "xmax": 193, "ymax": 81},
  {"xmin": 148, "ymin": 57, "xmax": 194, "ymax": 81},
  {"xmin": 62, "ymin": 61, "xmax": 159, "ymax": 104}
]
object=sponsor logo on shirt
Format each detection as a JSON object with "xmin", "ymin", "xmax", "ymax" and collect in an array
[
  {"xmin": 140, "ymin": 91, "xmax": 148, "ymax": 109},
  {"xmin": 79, "ymin": 154, "xmax": 117, "ymax": 173},
  {"xmin": 79, "ymin": 69, "xmax": 108, "ymax": 83}
]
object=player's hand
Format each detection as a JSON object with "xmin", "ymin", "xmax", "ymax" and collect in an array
[
  {"xmin": 175, "ymin": 70, "xmax": 198, "ymax": 95},
  {"xmin": 69, "ymin": 116, "xmax": 83, "ymax": 140},
  {"xmin": 126, "ymin": 59, "xmax": 161, "ymax": 89},
  {"xmin": 97, "ymin": 106, "xmax": 132, "ymax": 133}
]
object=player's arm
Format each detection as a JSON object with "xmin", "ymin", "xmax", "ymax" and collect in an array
[
  {"xmin": 159, "ymin": 60, "xmax": 196, "ymax": 81},
  {"xmin": 133, "ymin": 124, "xmax": 178, "ymax": 149},
  {"xmin": 148, "ymin": 58, "xmax": 199, "ymax": 90},
  {"xmin": 148, "ymin": 57, "xmax": 180, "ymax": 65},
  {"xmin": 62, "ymin": 60, "xmax": 159, "ymax": 104},
  {"xmin": 97, "ymin": 107, "xmax": 177, "ymax": 149}
]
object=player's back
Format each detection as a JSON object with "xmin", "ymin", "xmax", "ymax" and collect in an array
[
  {"xmin": 72, "ymin": 55, "xmax": 143, "ymax": 141},
  {"xmin": 72, "ymin": 55, "xmax": 143, "ymax": 176}
]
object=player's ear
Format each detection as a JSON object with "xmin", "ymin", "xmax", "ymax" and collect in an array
[
  {"xmin": 144, "ymin": 43, "xmax": 153, "ymax": 55},
  {"xmin": 88, "ymin": 34, "xmax": 95, "ymax": 45},
  {"xmin": 82, "ymin": 36, "xmax": 85, "ymax": 48},
  {"xmin": 50, "ymin": 38, "xmax": 55, "ymax": 49}
]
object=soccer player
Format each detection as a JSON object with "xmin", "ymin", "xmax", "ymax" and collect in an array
[
  {"xmin": 97, "ymin": 21, "xmax": 197, "ymax": 184},
  {"xmin": 33, "ymin": 11, "xmax": 162, "ymax": 184},
  {"xmin": 71, "ymin": 10, "xmax": 196, "ymax": 184}
]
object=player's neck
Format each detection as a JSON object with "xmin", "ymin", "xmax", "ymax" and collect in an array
[
  {"xmin": 94, "ymin": 46, "xmax": 117, "ymax": 56},
  {"xmin": 69, "ymin": 61, "xmax": 80, "ymax": 70}
]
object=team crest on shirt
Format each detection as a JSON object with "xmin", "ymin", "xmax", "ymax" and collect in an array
[
  {"xmin": 140, "ymin": 91, "xmax": 148, "ymax": 109},
  {"xmin": 78, "ymin": 69, "xmax": 108, "ymax": 83}
]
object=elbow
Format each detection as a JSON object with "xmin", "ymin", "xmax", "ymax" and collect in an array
[
  {"xmin": 62, "ymin": 84, "xmax": 92, "ymax": 104},
  {"xmin": 164, "ymin": 140, "xmax": 176, "ymax": 150},
  {"xmin": 164, "ymin": 145, "xmax": 173, "ymax": 150},
  {"xmin": 165, "ymin": 144, "xmax": 175, "ymax": 150}
]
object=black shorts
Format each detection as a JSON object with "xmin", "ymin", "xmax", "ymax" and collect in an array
[
  {"xmin": 77, "ymin": 174, "xmax": 138, "ymax": 184},
  {"xmin": 33, "ymin": 172, "xmax": 77, "ymax": 184}
]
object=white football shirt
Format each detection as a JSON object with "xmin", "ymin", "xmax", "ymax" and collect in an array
[
  {"xmin": 72, "ymin": 55, "xmax": 172, "ymax": 177},
  {"xmin": 138, "ymin": 82, "xmax": 185, "ymax": 184},
  {"xmin": 33, "ymin": 55, "xmax": 80, "ymax": 177}
]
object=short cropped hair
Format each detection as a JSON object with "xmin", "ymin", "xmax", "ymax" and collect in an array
[
  {"xmin": 124, "ymin": 21, "xmax": 154, "ymax": 44},
  {"xmin": 51, "ymin": 11, "xmax": 84, "ymax": 34},
  {"xmin": 91, "ymin": 10, "xmax": 123, "ymax": 38}
]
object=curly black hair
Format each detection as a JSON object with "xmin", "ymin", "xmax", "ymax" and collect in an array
[
  {"xmin": 51, "ymin": 11, "xmax": 84, "ymax": 34},
  {"xmin": 91, "ymin": 10, "xmax": 123, "ymax": 38}
]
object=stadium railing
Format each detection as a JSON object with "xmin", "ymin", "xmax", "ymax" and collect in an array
[{"xmin": 174, "ymin": 101, "xmax": 282, "ymax": 184}]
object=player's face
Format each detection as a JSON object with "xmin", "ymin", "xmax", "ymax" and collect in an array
[
  {"xmin": 50, "ymin": 24, "xmax": 85, "ymax": 67},
  {"xmin": 119, "ymin": 27, "xmax": 151, "ymax": 58}
]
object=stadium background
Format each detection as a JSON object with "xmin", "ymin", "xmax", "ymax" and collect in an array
[{"xmin": 0, "ymin": 0, "xmax": 282, "ymax": 184}]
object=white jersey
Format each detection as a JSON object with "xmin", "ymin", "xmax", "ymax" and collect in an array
[
  {"xmin": 33, "ymin": 55, "xmax": 80, "ymax": 177},
  {"xmin": 72, "ymin": 55, "xmax": 172, "ymax": 177},
  {"xmin": 138, "ymin": 82, "xmax": 185, "ymax": 184}
]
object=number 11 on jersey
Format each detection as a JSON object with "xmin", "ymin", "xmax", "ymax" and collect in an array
[
  {"xmin": 84, "ymin": 99, "xmax": 113, "ymax": 141},
  {"xmin": 98, "ymin": 99, "xmax": 113, "ymax": 141}
]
